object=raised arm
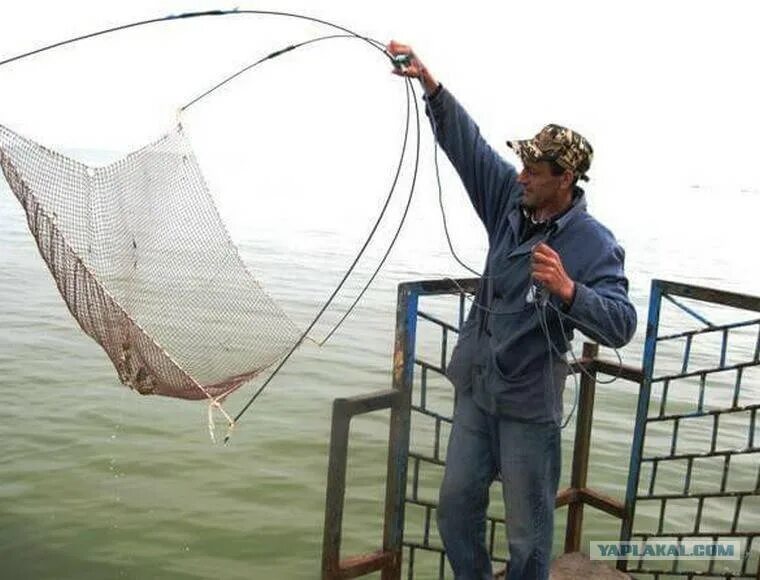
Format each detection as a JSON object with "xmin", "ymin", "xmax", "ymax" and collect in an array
[{"xmin": 387, "ymin": 40, "xmax": 521, "ymax": 237}]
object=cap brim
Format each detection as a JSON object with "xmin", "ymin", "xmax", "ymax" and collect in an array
[{"xmin": 506, "ymin": 139, "xmax": 543, "ymax": 162}]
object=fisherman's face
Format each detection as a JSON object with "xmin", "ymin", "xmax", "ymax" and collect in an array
[{"xmin": 517, "ymin": 159, "xmax": 565, "ymax": 210}]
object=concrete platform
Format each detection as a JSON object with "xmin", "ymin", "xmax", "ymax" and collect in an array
[
  {"xmin": 495, "ymin": 552, "xmax": 631, "ymax": 579},
  {"xmin": 550, "ymin": 552, "xmax": 631, "ymax": 579}
]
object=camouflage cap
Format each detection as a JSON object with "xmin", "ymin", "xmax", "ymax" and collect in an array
[{"xmin": 507, "ymin": 124, "xmax": 594, "ymax": 181}]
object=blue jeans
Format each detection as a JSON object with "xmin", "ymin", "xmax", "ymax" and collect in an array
[{"xmin": 437, "ymin": 390, "xmax": 561, "ymax": 580}]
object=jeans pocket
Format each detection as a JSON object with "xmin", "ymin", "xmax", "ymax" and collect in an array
[{"xmin": 446, "ymin": 316, "xmax": 478, "ymax": 390}]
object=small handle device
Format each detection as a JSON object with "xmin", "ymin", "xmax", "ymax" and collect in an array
[
  {"xmin": 526, "ymin": 283, "xmax": 549, "ymax": 306},
  {"xmin": 392, "ymin": 53, "xmax": 412, "ymax": 70}
]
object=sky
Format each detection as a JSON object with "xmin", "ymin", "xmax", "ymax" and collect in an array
[
  {"xmin": 1, "ymin": 1, "xmax": 758, "ymax": 182},
  {"xmin": 1, "ymin": 0, "xmax": 759, "ymax": 290}
]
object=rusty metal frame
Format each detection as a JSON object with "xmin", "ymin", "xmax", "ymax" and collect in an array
[
  {"xmin": 323, "ymin": 277, "xmax": 760, "ymax": 579},
  {"xmin": 619, "ymin": 279, "xmax": 760, "ymax": 578},
  {"xmin": 560, "ymin": 343, "xmax": 642, "ymax": 553},
  {"xmin": 322, "ymin": 277, "xmax": 645, "ymax": 579},
  {"xmin": 321, "ymin": 282, "xmax": 419, "ymax": 579}
]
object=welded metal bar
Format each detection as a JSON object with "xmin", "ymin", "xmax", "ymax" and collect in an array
[
  {"xmin": 555, "ymin": 487, "xmax": 578, "ymax": 508},
  {"xmin": 409, "ymin": 278, "xmax": 479, "ymax": 296},
  {"xmin": 412, "ymin": 457, "xmax": 420, "ymax": 501},
  {"xmin": 420, "ymin": 366, "xmax": 427, "ymax": 411},
  {"xmin": 697, "ymin": 374, "xmax": 707, "ymax": 414},
  {"xmin": 620, "ymin": 280, "xmax": 663, "ymax": 566},
  {"xmin": 707, "ymin": 534, "xmax": 717, "ymax": 575},
  {"xmin": 577, "ymin": 488, "xmax": 626, "ymax": 518},
  {"xmin": 645, "ymin": 403, "xmax": 760, "ymax": 424},
  {"xmin": 733, "ymin": 368, "xmax": 744, "ymax": 409},
  {"xmin": 684, "ymin": 457, "xmax": 694, "ymax": 495},
  {"xmin": 657, "ymin": 280, "xmax": 760, "ymax": 313},
  {"xmin": 711, "ymin": 414, "xmax": 719, "ymax": 454},
  {"xmin": 565, "ymin": 342, "xmax": 599, "ymax": 553},
  {"xmin": 440, "ymin": 327, "xmax": 447, "ymax": 371},
  {"xmin": 587, "ymin": 358, "xmax": 644, "ymax": 382},
  {"xmin": 408, "ymin": 450, "xmax": 445, "ymax": 467},
  {"xmin": 630, "ymin": 531, "xmax": 760, "ymax": 539},
  {"xmin": 682, "ymin": 336, "xmax": 693, "ymax": 374},
  {"xmin": 404, "ymin": 496, "xmax": 506, "ymax": 533},
  {"xmin": 323, "ymin": 401, "xmax": 352, "ymax": 578},
  {"xmin": 641, "ymin": 446, "xmax": 760, "ymax": 463},
  {"xmin": 657, "ymin": 499, "xmax": 667, "ymax": 535},
  {"xmin": 720, "ymin": 329, "xmax": 729, "ymax": 368},
  {"xmin": 417, "ymin": 310, "xmax": 459, "ymax": 333},
  {"xmin": 410, "ymin": 405, "xmax": 453, "ymax": 424},
  {"xmin": 414, "ymin": 358, "xmax": 445, "ymax": 378},
  {"xmin": 381, "ymin": 283, "xmax": 419, "ymax": 580},
  {"xmin": 654, "ymin": 360, "xmax": 760, "ymax": 383},
  {"xmin": 670, "ymin": 542, "xmax": 680, "ymax": 573},
  {"xmin": 742, "ymin": 536, "xmax": 752, "ymax": 577},
  {"xmin": 663, "ymin": 293, "xmax": 715, "ymax": 327},
  {"xmin": 341, "ymin": 390, "xmax": 402, "ymax": 416},
  {"xmin": 641, "ymin": 489, "xmax": 758, "ymax": 501},
  {"xmin": 732, "ymin": 496, "xmax": 744, "ymax": 533},
  {"xmin": 423, "ymin": 505, "xmax": 432, "ymax": 546},
  {"xmin": 489, "ymin": 519, "xmax": 496, "ymax": 557},
  {"xmin": 649, "ymin": 460, "xmax": 659, "ymax": 496},
  {"xmin": 660, "ymin": 380, "xmax": 670, "ymax": 418},
  {"xmin": 694, "ymin": 496, "xmax": 704, "ymax": 534},
  {"xmin": 671, "ymin": 419, "xmax": 681, "ymax": 457},
  {"xmin": 750, "ymin": 409, "xmax": 757, "ymax": 449},
  {"xmin": 323, "ymin": 389, "xmax": 405, "ymax": 578},
  {"xmin": 657, "ymin": 317, "xmax": 760, "ymax": 341},
  {"xmin": 433, "ymin": 417, "xmax": 441, "ymax": 462},
  {"xmin": 721, "ymin": 455, "xmax": 732, "ymax": 493},
  {"xmin": 755, "ymin": 325, "xmax": 760, "ymax": 362},
  {"xmin": 404, "ymin": 540, "xmax": 445, "ymax": 552}
]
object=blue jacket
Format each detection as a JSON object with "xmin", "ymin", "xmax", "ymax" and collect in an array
[{"xmin": 426, "ymin": 86, "xmax": 637, "ymax": 423}]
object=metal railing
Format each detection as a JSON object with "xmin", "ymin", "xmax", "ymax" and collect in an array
[
  {"xmin": 321, "ymin": 278, "xmax": 760, "ymax": 579},
  {"xmin": 321, "ymin": 282, "xmax": 419, "ymax": 579},
  {"xmin": 620, "ymin": 280, "xmax": 760, "ymax": 578}
]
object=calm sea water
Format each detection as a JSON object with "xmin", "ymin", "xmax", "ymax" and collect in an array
[{"xmin": 1, "ymin": 150, "xmax": 759, "ymax": 579}]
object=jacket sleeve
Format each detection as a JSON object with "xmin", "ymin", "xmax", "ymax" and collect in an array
[
  {"xmin": 424, "ymin": 85, "xmax": 521, "ymax": 238},
  {"xmin": 564, "ymin": 241, "xmax": 638, "ymax": 349}
]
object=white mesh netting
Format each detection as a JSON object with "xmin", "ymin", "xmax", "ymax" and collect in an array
[{"xmin": 0, "ymin": 123, "xmax": 301, "ymax": 401}]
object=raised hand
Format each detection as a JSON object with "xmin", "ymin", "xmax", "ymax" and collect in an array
[{"xmin": 386, "ymin": 40, "xmax": 439, "ymax": 94}]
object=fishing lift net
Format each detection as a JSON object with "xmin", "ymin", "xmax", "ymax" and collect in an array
[{"xmin": 0, "ymin": 123, "xmax": 301, "ymax": 411}]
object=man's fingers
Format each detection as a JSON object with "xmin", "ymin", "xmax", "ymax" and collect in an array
[
  {"xmin": 532, "ymin": 243, "xmax": 558, "ymax": 259},
  {"xmin": 531, "ymin": 253, "xmax": 559, "ymax": 270},
  {"xmin": 387, "ymin": 40, "xmax": 413, "ymax": 56},
  {"xmin": 531, "ymin": 251, "xmax": 553, "ymax": 263},
  {"xmin": 531, "ymin": 268, "xmax": 557, "ymax": 276},
  {"xmin": 391, "ymin": 67, "xmax": 419, "ymax": 78},
  {"xmin": 532, "ymin": 271, "xmax": 552, "ymax": 285}
]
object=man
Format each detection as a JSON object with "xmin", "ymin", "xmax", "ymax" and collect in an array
[{"xmin": 387, "ymin": 41, "xmax": 637, "ymax": 580}]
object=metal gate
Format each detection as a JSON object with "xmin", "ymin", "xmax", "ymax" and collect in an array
[
  {"xmin": 620, "ymin": 280, "xmax": 760, "ymax": 578},
  {"xmin": 321, "ymin": 278, "xmax": 760, "ymax": 579}
]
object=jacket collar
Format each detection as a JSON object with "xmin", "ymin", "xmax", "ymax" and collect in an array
[{"xmin": 506, "ymin": 186, "xmax": 587, "ymax": 257}]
